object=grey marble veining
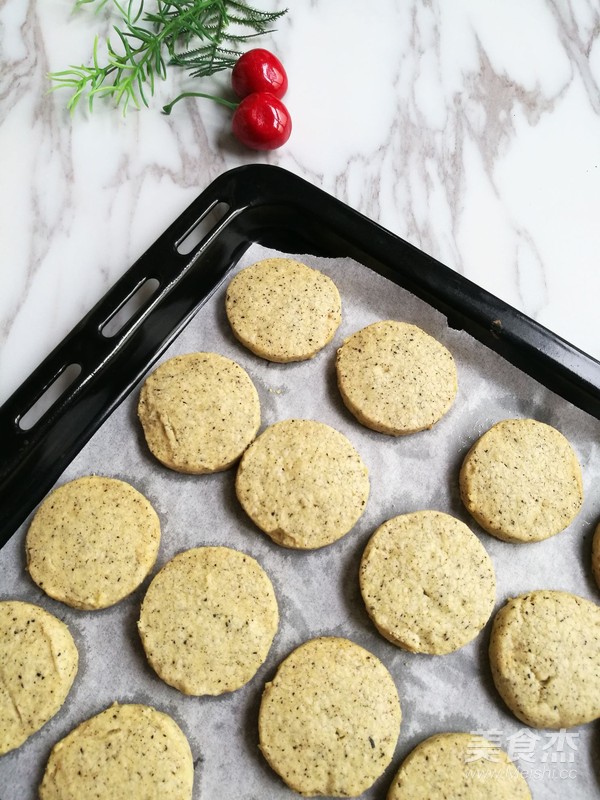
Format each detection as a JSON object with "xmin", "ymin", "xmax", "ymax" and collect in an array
[{"xmin": 1, "ymin": 4, "xmax": 600, "ymax": 796}]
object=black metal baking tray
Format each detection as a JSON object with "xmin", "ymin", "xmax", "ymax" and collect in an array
[{"xmin": 2, "ymin": 163, "xmax": 600, "ymax": 548}]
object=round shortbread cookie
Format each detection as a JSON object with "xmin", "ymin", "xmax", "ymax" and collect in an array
[
  {"xmin": 335, "ymin": 320, "xmax": 458, "ymax": 435},
  {"xmin": 489, "ymin": 590, "xmax": 600, "ymax": 728},
  {"xmin": 26, "ymin": 476, "xmax": 160, "ymax": 610},
  {"xmin": 0, "ymin": 601, "xmax": 78, "ymax": 755},
  {"xmin": 138, "ymin": 546, "xmax": 278, "ymax": 696},
  {"xmin": 459, "ymin": 418, "xmax": 583, "ymax": 543},
  {"xmin": 593, "ymin": 522, "xmax": 600, "ymax": 589},
  {"xmin": 360, "ymin": 511, "xmax": 496, "ymax": 654},
  {"xmin": 138, "ymin": 352, "xmax": 260, "ymax": 473},
  {"xmin": 235, "ymin": 419, "xmax": 370, "ymax": 549},
  {"xmin": 259, "ymin": 636, "xmax": 401, "ymax": 797},
  {"xmin": 386, "ymin": 732, "xmax": 531, "ymax": 800},
  {"xmin": 225, "ymin": 258, "xmax": 342, "ymax": 362},
  {"xmin": 39, "ymin": 703, "xmax": 193, "ymax": 800}
]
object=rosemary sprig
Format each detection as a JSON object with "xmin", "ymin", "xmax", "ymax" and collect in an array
[{"xmin": 50, "ymin": 0, "xmax": 287, "ymax": 114}]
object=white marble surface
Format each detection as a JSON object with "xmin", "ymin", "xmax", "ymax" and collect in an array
[
  {"xmin": 1, "ymin": 0, "xmax": 600, "ymax": 407},
  {"xmin": 1, "ymin": 2, "xmax": 600, "ymax": 797}
]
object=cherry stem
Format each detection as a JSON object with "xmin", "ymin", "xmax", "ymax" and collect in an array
[{"xmin": 162, "ymin": 92, "xmax": 239, "ymax": 115}]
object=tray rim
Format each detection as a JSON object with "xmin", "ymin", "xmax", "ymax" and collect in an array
[{"xmin": 1, "ymin": 163, "xmax": 599, "ymax": 549}]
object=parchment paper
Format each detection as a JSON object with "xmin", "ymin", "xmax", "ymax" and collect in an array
[{"xmin": 1, "ymin": 245, "xmax": 599, "ymax": 800}]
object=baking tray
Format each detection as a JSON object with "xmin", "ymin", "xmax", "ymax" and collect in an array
[
  {"xmin": 2, "ymin": 165, "xmax": 600, "ymax": 800},
  {"xmin": 2, "ymin": 162, "xmax": 600, "ymax": 551}
]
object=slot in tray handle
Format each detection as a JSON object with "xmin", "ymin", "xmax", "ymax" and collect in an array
[
  {"xmin": 1, "ymin": 164, "xmax": 599, "ymax": 551},
  {"xmin": 0, "ymin": 184, "xmax": 245, "ymax": 545}
]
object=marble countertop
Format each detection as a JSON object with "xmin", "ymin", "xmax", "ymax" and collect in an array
[
  {"xmin": 1, "ymin": 4, "xmax": 600, "ymax": 798},
  {"xmin": 2, "ymin": 0, "xmax": 600, "ymax": 408}
]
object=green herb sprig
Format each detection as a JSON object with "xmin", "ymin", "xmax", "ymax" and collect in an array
[{"xmin": 50, "ymin": 0, "xmax": 287, "ymax": 114}]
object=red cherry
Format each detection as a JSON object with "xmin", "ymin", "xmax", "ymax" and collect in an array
[
  {"xmin": 231, "ymin": 48, "xmax": 288, "ymax": 100},
  {"xmin": 231, "ymin": 92, "xmax": 292, "ymax": 150}
]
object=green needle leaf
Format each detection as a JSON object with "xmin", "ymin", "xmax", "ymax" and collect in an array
[{"xmin": 50, "ymin": 0, "xmax": 288, "ymax": 113}]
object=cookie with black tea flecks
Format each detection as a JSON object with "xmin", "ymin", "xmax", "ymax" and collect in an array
[
  {"xmin": 0, "ymin": 601, "xmax": 78, "ymax": 755},
  {"xmin": 138, "ymin": 546, "xmax": 278, "ymax": 696},
  {"xmin": 225, "ymin": 258, "xmax": 341, "ymax": 362},
  {"xmin": 360, "ymin": 511, "xmax": 496, "ymax": 654},
  {"xmin": 336, "ymin": 320, "xmax": 457, "ymax": 435},
  {"xmin": 460, "ymin": 418, "xmax": 583, "ymax": 543},
  {"xmin": 138, "ymin": 351, "xmax": 260, "ymax": 474},
  {"xmin": 386, "ymin": 732, "xmax": 531, "ymax": 799},
  {"xmin": 235, "ymin": 418, "xmax": 370, "ymax": 549},
  {"xmin": 26, "ymin": 475, "xmax": 160, "ymax": 610},
  {"xmin": 259, "ymin": 636, "xmax": 401, "ymax": 797},
  {"xmin": 489, "ymin": 590, "xmax": 600, "ymax": 728},
  {"xmin": 592, "ymin": 521, "xmax": 600, "ymax": 589},
  {"xmin": 39, "ymin": 703, "xmax": 193, "ymax": 799}
]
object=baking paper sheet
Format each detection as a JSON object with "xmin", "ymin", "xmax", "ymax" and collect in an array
[{"xmin": 1, "ymin": 245, "xmax": 600, "ymax": 800}]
